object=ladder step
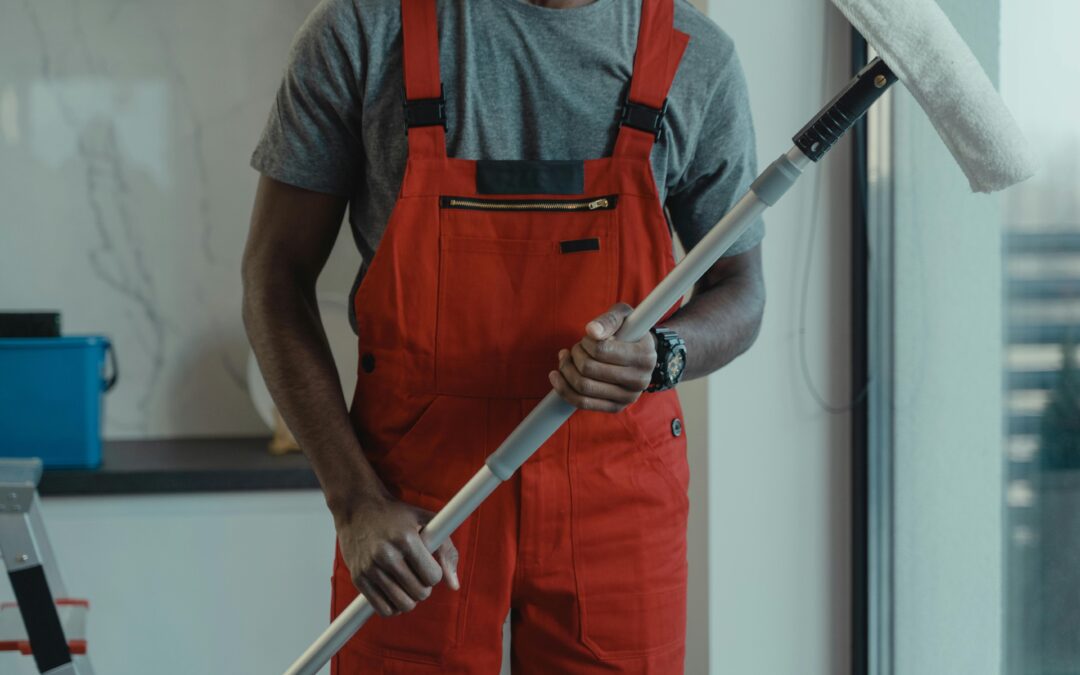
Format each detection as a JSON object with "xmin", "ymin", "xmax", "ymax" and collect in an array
[{"xmin": 0, "ymin": 599, "xmax": 88, "ymax": 655}]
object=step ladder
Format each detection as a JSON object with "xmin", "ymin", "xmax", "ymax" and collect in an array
[{"xmin": 0, "ymin": 459, "xmax": 93, "ymax": 675}]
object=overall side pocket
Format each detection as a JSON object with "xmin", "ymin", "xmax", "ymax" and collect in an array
[
  {"xmin": 569, "ymin": 408, "xmax": 689, "ymax": 659},
  {"xmin": 342, "ymin": 485, "xmax": 481, "ymax": 665}
]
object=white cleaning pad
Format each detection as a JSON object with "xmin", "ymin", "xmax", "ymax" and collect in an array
[{"xmin": 832, "ymin": 0, "xmax": 1036, "ymax": 192}]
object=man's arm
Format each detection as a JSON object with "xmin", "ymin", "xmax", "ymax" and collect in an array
[
  {"xmin": 242, "ymin": 176, "xmax": 458, "ymax": 617},
  {"xmin": 660, "ymin": 244, "xmax": 765, "ymax": 380},
  {"xmin": 242, "ymin": 176, "xmax": 373, "ymax": 512},
  {"xmin": 551, "ymin": 245, "xmax": 765, "ymax": 411}
]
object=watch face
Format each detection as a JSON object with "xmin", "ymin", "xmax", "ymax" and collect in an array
[{"xmin": 667, "ymin": 351, "xmax": 686, "ymax": 382}]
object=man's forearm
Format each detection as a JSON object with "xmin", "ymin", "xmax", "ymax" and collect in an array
[
  {"xmin": 660, "ymin": 248, "xmax": 766, "ymax": 381},
  {"xmin": 242, "ymin": 278, "xmax": 386, "ymax": 517}
]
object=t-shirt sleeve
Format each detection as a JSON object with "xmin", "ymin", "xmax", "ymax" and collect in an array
[
  {"xmin": 249, "ymin": 0, "xmax": 363, "ymax": 197},
  {"xmin": 667, "ymin": 46, "xmax": 764, "ymax": 257}
]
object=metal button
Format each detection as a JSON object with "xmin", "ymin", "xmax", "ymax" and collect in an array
[
  {"xmin": 361, "ymin": 353, "xmax": 376, "ymax": 374},
  {"xmin": 671, "ymin": 418, "xmax": 682, "ymax": 437}
]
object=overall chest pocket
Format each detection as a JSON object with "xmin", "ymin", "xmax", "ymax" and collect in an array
[{"xmin": 435, "ymin": 195, "xmax": 619, "ymax": 399}]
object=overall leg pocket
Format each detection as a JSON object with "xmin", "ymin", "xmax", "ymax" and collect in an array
[
  {"xmin": 568, "ymin": 409, "xmax": 689, "ymax": 660},
  {"xmin": 343, "ymin": 388, "xmax": 488, "ymax": 664},
  {"xmin": 366, "ymin": 396, "xmax": 489, "ymax": 505},
  {"xmin": 340, "ymin": 486, "xmax": 481, "ymax": 666}
]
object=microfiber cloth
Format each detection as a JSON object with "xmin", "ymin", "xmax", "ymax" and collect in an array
[{"xmin": 831, "ymin": 0, "xmax": 1037, "ymax": 193}]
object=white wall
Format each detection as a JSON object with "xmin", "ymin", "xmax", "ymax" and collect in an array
[
  {"xmin": 0, "ymin": 1, "xmax": 357, "ymax": 673},
  {"xmin": 691, "ymin": 2, "xmax": 855, "ymax": 673},
  {"xmin": 0, "ymin": 0, "xmax": 345, "ymax": 439}
]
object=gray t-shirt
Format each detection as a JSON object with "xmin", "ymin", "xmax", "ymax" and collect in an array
[{"xmin": 251, "ymin": 0, "xmax": 764, "ymax": 300}]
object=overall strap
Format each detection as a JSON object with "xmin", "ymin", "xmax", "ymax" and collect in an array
[
  {"xmin": 614, "ymin": 0, "xmax": 690, "ymax": 160},
  {"xmin": 401, "ymin": 0, "xmax": 446, "ymax": 160}
]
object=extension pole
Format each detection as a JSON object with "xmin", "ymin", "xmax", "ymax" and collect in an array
[{"xmin": 283, "ymin": 58, "xmax": 897, "ymax": 675}]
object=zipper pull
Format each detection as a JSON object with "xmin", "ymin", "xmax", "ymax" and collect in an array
[{"xmin": 588, "ymin": 198, "xmax": 609, "ymax": 210}]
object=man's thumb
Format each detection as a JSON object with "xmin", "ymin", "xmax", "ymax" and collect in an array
[{"xmin": 586, "ymin": 303, "xmax": 633, "ymax": 340}]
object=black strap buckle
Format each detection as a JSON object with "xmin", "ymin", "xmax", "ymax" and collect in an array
[
  {"xmin": 403, "ymin": 84, "xmax": 446, "ymax": 132},
  {"xmin": 620, "ymin": 95, "xmax": 669, "ymax": 142}
]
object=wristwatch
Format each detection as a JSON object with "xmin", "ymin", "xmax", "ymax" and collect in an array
[{"xmin": 647, "ymin": 327, "xmax": 687, "ymax": 392}]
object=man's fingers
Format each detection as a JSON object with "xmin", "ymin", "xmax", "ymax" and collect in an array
[
  {"xmin": 437, "ymin": 539, "xmax": 461, "ymax": 591},
  {"xmin": 369, "ymin": 566, "xmax": 417, "ymax": 613},
  {"xmin": 357, "ymin": 576, "xmax": 396, "ymax": 617},
  {"xmin": 409, "ymin": 506, "xmax": 458, "ymax": 591},
  {"xmin": 579, "ymin": 334, "xmax": 655, "ymax": 369},
  {"xmin": 585, "ymin": 303, "xmax": 633, "ymax": 340},
  {"xmin": 549, "ymin": 369, "xmax": 625, "ymax": 413},
  {"xmin": 569, "ymin": 344, "xmax": 653, "ymax": 392},
  {"xmin": 400, "ymin": 533, "xmax": 444, "ymax": 588},
  {"xmin": 558, "ymin": 351, "xmax": 640, "ymax": 404},
  {"xmin": 378, "ymin": 540, "xmax": 433, "ymax": 603}
]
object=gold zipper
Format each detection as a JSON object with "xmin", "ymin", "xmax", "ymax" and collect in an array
[{"xmin": 440, "ymin": 195, "xmax": 617, "ymax": 211}]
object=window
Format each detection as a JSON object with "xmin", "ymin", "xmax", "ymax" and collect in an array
[{"xmin": 1001, "ymin": 2, "xmax": 1080, "ymax": 673}]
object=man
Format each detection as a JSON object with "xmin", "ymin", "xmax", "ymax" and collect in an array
[{"xmin": 243, "ymin": 0, "xmax": 765, "ymax": 672}]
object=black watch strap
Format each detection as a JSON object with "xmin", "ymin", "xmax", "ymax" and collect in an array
[{"xmin": 647, "ymin": 327, "xmax": 687, "ymax": 392}]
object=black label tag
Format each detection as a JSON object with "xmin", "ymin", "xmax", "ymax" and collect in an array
[
  {"xmin": 559, "ymin": 238, "xmax": 601, "ymax": 254},
  {"xmin": 476, "ymin": 160, "xmax": 585, "ymax": 195}
]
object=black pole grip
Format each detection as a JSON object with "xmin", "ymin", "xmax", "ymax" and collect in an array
[{"xmin": 793, "ymin": 57, "xmax": 898, "ymax": 162}]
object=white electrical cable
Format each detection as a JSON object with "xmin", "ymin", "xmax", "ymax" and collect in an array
[{"xmin": 797, "ymin": 4, "xmax": 868, "ymax": 414}]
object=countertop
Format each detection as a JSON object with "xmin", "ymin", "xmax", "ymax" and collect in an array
[{"xmin": 38, "ymin": 437, "xmax": 319, "ymax": 496}]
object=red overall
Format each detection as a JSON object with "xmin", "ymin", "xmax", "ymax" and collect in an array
[{"xmin": 332, "ymin": 1, "xmax": 691, "ymax": 672}]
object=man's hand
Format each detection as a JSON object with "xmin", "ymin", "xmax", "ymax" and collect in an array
[
  {"xmin": 336, "ymin": 495, "xmax": 460, "ymax": 617},
  {"xmin": 549, "ymin": 303, "xmax": 656, "ymax": 413}
]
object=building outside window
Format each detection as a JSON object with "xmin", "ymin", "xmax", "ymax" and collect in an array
[{"xmin": 1002, "ymin": 1, "xmax": 1080, "ymax": 672}]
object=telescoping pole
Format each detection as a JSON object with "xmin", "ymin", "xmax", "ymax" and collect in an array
[{"xmin": 283, "ymin": 58, "xmax": 898, "ymax": 675}]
